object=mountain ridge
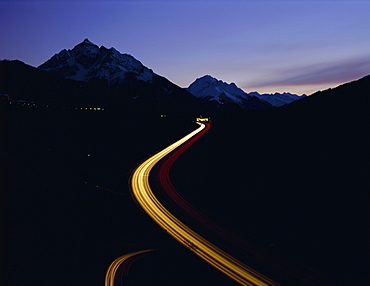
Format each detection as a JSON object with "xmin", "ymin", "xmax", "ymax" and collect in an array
[
  {"xmin": 187, "ymin": 75, "xmax": 306, "ymax": 108},
  {"xmin": 1, "ymin": 39, "xmax": 368, "ymax": 116},
  {"xmin": 38, "ymin": 39, "xmax": 306, "ymax": 110}
]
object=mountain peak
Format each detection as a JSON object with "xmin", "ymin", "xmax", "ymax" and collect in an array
[
  {"xmin": 200, "ymin": 74, "xmax": 217, "ymax": 81},
  {"xmin": 73, "ymin": 38, "xmax": 99, "ymax": 50},
  {"xmin": 197, "ymin": 75, "xmax": 230, "ymax": 86},
  {"xmin": 82, "ymin": 38, "xmax": 95, "ymax": 45},
  {"xmin": 38, "ymin": 39, "xmax": 156, "ymax": 85}
]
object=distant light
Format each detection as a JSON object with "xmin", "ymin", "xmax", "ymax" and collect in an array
[{"xmin": 196, "ymin": 117, "xmax": 210, "ymax": 122}]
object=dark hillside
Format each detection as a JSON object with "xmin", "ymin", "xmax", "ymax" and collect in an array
[
  {"xmin": 1, "ymin": 101, "xmax": 231, "ymax": 286},
  {"xmin": 170, "ymin": 75, "xmax": 369, "ymax": 285},
  {"xmin": 0, "ymin": 60, "xmax": 111, "ymax": 106},
  {"xmin": 1, "ymin": 72, "xmax": 368, "ymax": 286}
]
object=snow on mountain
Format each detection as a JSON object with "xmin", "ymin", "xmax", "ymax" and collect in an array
[
  {"xmin": 249, "ymin": 92, "xmax": 306, "ymax": 107},
  {"xmin": 187, "ymin": 75, "xmax": 272, "ymax": 110},
  {"xmin": 38, "ymin": 38, "xmax": 156, "ymax": 85},
  {"xmin": 187, "ymin": 75, "xmax": 305, "ymax": 108},
  {"xmin": 186, "ymin": 75, "xmax": 247, "ymax": 104}
]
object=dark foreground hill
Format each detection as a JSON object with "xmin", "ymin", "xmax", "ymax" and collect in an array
[
  {"xmin": 170, "ymin": 75, "xmax": 370, "ymax": 285},
  {"xmin": 1, "ymin": 74, "xmax": 369, "ymax": 286},
  {"xmin": 1, "ymin": 101, "xmax": 227, "ymax": 286}
]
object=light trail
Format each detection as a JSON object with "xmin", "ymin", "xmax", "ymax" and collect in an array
[
  {"xmin": 105, "ymin": 249, "xmax": 154, "ymax": 286},
  {"xmin": 130, "ymin": 122, "xmax": 279, "ymax": 286}
]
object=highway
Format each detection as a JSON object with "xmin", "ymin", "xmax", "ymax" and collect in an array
[{"xmin": 130, "ymin": 122, "xmax": 279, "ymax": 286}]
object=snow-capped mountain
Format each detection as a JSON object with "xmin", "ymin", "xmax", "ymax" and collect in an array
[
  {"xmin": 186, "ymin": 75, "xmax": 246, "ymax": 104},
  {"xmin": 187, "ymin": 75, "xmax": 305, "ymax": 108},
  {"xmin": 186, "ymin": 75, "xmax": 272, "ymax": 110},
  {"xmin": 38, "ymin": 39, "xmax": 156, "ymax": 85}
]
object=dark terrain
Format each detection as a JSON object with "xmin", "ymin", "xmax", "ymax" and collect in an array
[
  {"xmin": 171, "ymin": 76, "xmax": 370, "ymax": 285},
  {"xmin": 1, "ymin": 74, "xmax": 369, "ymax": 286}
]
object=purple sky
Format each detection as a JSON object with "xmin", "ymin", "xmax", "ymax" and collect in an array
[{"xmin": 1, "ymin": 0, "xmax": 369, "ymax": 95}]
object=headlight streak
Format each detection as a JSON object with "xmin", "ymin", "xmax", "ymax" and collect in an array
[
  {"xmin": 105, "ymin": 249, "xmax": 154, "ymax": 286},
  {"xmin": 130, "ymin": 123, "xmax": 279, "ymax": 286}
]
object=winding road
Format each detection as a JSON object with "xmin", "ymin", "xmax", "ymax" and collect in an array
[{"xmin": 130, "ymin": 122, "xmax": 279, "ymax": 286}]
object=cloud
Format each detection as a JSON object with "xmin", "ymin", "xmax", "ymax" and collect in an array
[{"xmin": 246, "ymin": 55, "xmax": 370, "ymax": 89}]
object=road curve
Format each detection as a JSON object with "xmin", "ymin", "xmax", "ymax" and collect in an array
[
  {"xmin": 105, "ymin": 249, "xmax": 154, "ymax": 286},
  {"xmin": 130, "ymin": 122, "xmax": 279, "ymax": 286}
]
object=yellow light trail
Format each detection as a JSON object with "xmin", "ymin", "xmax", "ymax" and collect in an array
[
  {"xmin": 130, "ymin": 123, "xmax": 279, "ymax": 286},
  {"xmin": 105, "ymin": 249, "xmax": 154, "ymax": 286}
]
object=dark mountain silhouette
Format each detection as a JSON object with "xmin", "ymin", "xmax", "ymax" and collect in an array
[
  {"xmin": 0, "ymin": 59, "xmax": 214, "ymax": 120},
  {"xmin": 0, "ymin": 59, "xmax": 111, "ymax": 106}
]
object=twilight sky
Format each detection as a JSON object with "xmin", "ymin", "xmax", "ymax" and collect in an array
[{"xmin": 1, "ymin": 0, "xmax": 369, "ymax": 95}]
